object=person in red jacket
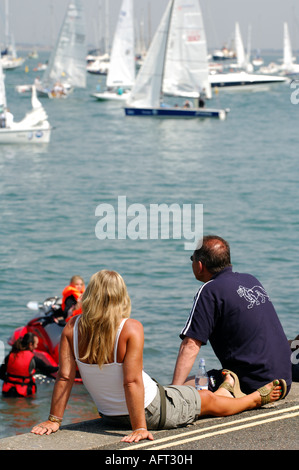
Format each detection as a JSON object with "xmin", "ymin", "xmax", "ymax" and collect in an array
[
  {"xmin": 61, "ymin": 275, "xmax": 85, "ymax": 321},
  {"xmin": 1, "ymin": 333, "xmax": 58, "ymax": 397}
]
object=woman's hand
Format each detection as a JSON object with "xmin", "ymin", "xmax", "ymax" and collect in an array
[
  {"xmin": 121, "ymin": 428, "xmax": 154, "ymax": 443},
  {"xmin": 31, "ymin": 420, "xmax": 60, "ymax": 435}
]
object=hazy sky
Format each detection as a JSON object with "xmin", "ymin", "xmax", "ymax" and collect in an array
[{"xmin": 1, "ymin": 0, "xmax": 299, "ymax": 51}]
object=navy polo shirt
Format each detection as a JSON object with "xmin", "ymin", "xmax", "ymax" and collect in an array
[{"xmin": 180, "ymin": 267, "xmax": 292, "ymax": 393}]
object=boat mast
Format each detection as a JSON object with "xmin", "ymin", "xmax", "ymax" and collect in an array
[
  {"xmin": 50, "ymin": 0, "xmax": 55, "ymax": 48},
  {"xmin": 105, "ymin": 0, "xmax": 110, "ymax": 54},
  {"xmin": 160, "ymin": 0, "xmax": 175, "ymax": 105},
  {"xmin": 5, "ymin": 0, "xmax": 9, "ymax": 49}
]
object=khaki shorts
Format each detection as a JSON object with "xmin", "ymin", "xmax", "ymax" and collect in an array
[
  {"xmin": 145, "ymin": 384, "xmax": 201, "ymax": 430},
  {"xmin": 99, "ymin": 384, "xmax": 201, "ymax": 430}
]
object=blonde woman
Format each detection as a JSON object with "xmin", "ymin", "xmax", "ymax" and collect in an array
[{"xmin": 31, "ymin": 270, "xmax": 286, "ymax": 443}]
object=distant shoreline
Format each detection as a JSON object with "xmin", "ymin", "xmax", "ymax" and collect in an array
[{"xmin": 15, "ymin": 44, "xmax": 294, "ymax": 55}]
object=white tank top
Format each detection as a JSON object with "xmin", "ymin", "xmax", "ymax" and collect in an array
[{"xmin": 73, "ymin": 316, "xmax": 157, "ymax": 416}]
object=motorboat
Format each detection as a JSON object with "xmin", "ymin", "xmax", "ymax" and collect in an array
[
  {"xmin": 86, "ymin": 54, "xmax": 110, "ymax": 75},
  {"xmin": 209, "ymin": 71, "xmax": 287, "ymax": 92},
  {"xmin": 212, "ymin": 46, "xmax": 236, "ymax": 61},
  {"xmin": 8, "ymin": 298, "xmax": 65, "ymax": 371},
  {"xmin": 8, "ymin": 297, "xmax": 81, "ymax": 382}
]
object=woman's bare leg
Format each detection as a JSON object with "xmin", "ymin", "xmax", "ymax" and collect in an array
[{"xmin": 199, "ymin": 381, "xmax": 282, "ymax": 417}]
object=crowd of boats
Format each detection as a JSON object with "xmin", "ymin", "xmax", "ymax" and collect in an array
[{"xmin": 0, "ymin": 0, "xmax": 298, "ymax": 144}]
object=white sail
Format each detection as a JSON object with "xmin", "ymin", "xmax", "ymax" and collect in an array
[
  {"xmin": 42, "ymin": 0, "xmax": 86, "ymax": 90},
  {"xmin": 11, "ymin": 87, "xmax": 49, "ymax": 129},
  {"xmin": 126, "ymin": 0, "xmax": 173, "ymax": 108},
  {"xmin": 0, "ymin": 60, "xmax": 7, "ymax": 110},
  {"xmin": 283, "ymin": 22, "xmax": 293, "ymax": 69},
  {"xmin": 246, "ymin": 24, "xmax": 252, "ymax": 66},
  {"xmin": 235, "ymin": 22, "xmax": 246, "ymax": 69},
  {"xmin": 106, "ymin": 0, "xmax": 135, "ymax": 89},
  {"xmin": 163, "ymin": 0, "xmax": 211, "ymax": 99}
]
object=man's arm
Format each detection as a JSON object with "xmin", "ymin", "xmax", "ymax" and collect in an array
[{"xmin": 171, "ymin": 337, "xmax": 202, "ymax": 385}]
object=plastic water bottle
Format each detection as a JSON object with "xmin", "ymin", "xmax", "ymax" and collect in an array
[{"xmin": 195, "ymin": 358, "xmax": 209, "ymax": 390}]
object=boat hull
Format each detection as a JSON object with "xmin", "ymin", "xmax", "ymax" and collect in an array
[
  {"xmin": 37, "ymin": 87, "xmax": 71, "ymax": 99},
  {"xmin": 91, "ymin": 91, "xmax": 130, "ymax": 101},
  {"xmin": 1, "ymin": 57, "xmax": 25, "ymax": 70},
  {"xmin": 209, "ymin": 73, "xmax": 287, "ymax": 92},
  {"xmin": 0, "ymin": 128, "xmax": 51, "ymax": 144},
  {"xmin": 124, "ymin": 106, "xmax": 228, "ymax": 120},
  {"xmin": 15, "ymin": 84, "xmax": 32, "ymax": 94},
  {"xmin": 87, "ymin": 68, "xmax": 108, "ymax": 76}
]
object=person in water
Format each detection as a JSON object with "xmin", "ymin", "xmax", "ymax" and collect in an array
[
  {"xmin": 1, "ymin": 333, "xmax": 58, "ymax": 397},
  {"xmin": 61, "ymin": 275, "xmax": 85, "ymax": 321},
  {"xmin": 31, "ymin": 270, "xmax": 286, "ymax": 442}
]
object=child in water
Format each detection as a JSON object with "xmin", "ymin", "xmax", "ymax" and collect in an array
[{"xmin": 61, "ymin": 275, "xmax": 85, "ymax": 321}]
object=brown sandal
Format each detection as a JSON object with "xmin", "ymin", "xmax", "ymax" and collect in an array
[
  {"xmin": 257, "ymin": 379, "xmax": 287, "ymax": 406},
  {"xmin": 218, "ymin": 369, "xmax": 246, "ymax": 398}
]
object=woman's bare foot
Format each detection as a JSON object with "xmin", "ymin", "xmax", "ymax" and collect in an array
[
  {"xmin": 214, "ymin": 371, "xmax": 235, "ymax": 398},
  {"xmin": 256, "ymin": 380, "xmax": 283, "ymax": 407},
  {"xmin": 223, "ymin": 372, "xmax": 234, "ymax": 390}
]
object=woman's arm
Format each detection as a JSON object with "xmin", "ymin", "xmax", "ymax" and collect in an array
[
  {"xmin": 31, "ymin": 320, "xmax": 77, "ymax": 435},
  {"xmin": 121, "ymin": 320, "xmax": 153, "ymax": 443}
]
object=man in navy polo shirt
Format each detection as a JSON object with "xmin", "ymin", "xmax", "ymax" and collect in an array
[{"xmin": 172, "ymin": 235, "xmax": 292, "ymax": 394}]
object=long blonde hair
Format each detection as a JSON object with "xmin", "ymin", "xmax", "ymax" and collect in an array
[{"xmin": 78, "ymin": 270, "xmax": 131, "ymax": 367}]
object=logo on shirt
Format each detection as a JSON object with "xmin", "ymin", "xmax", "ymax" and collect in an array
[{"xmin": 237, "ymin": 285, "xmax": 270, "ymax": 309}]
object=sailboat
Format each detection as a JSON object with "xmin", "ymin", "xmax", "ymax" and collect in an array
[
  {"xmin": 1, "ymin": 0, "xmax": 25, "ymax": 70},
  {"xmin": 230, "ymin": 22, "xmax": 253, "ymax": 72},
  {"xmin": 36, "ymin": 0, "xmax": 86, "ymax": 98},
  {"xmin": 1, "ymin": 39, "xmax": 25, "ymax": 70},
  {"xmin": 162, "ymin": 0, "xmax": 212, "ymax": 99},
  {"xmin": 0, "ymin": 60, "xmax": 51, "ymax": 144},
  {"xmin": 125, "ymin": 0, "xmax": 228, "ymax": 119},
  {"xmin": 91, "ymin": 0, "xmax": 135, "ymax": 101},
  {"xmin": 281, "ymin": 22, "xmax": 299, "ymax": 77}
]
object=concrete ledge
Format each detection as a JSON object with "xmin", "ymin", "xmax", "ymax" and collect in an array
[
  {"xmin": 0, "ymin": 382, "xmax": 298, "ymax": 451},
  {"xmin": 0, "ymin": 417, "xmax": 129, "ymax": 450}
]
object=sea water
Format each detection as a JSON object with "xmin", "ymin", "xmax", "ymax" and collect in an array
[{"xmin": 0, "ymin": 52, "xmax": 298, "ymax": 438}]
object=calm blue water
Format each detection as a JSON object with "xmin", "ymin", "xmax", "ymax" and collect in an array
[{"xmin": 0, "ymin": 52, "xmax": 298, "ymax": 438}]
